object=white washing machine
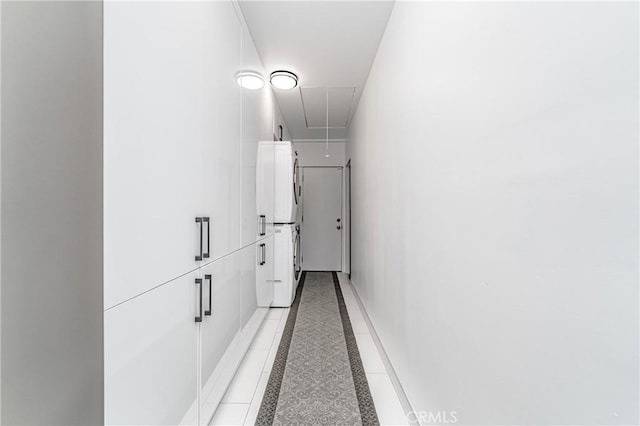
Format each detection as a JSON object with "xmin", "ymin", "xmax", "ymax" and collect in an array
[{"xmin": 272, "ymin": 223, "xmax": 302, "ymax": 307}]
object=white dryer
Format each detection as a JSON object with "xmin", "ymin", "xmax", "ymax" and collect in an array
[
  {"xmin": 273, "ymin": 141, "xmax": 300, "ymax": 224},
  {"xmin": 272, "ymin": 223, "xmax": 302, "ymax": 307}
]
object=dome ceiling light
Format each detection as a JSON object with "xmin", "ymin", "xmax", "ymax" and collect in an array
[
  {"xmin": 270, "ymin": 70, "xmax": 298, "ymax": 90},
  {"xmin": 236, "ymin": 71, "xmax": 264, "ymax": 90}
]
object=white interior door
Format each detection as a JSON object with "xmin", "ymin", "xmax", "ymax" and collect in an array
[{"xmin": 301, "ymin": 167, "xmax": 343, "ymax": 271}]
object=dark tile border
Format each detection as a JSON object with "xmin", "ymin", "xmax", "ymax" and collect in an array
[
  {"xmin": 332, "ymin": 271, "xmax": 381, "ymax": 426},
  {"xmin": 255, "ymin": 272, "xmax": 306, "ymax": 426}
]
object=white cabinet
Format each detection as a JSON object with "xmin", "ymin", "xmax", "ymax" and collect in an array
[
  {"xmin": 104, "ymin": 2, "xmax": 204, "ymax": 309},
  {"xmin": 104, "ymin": 271, "xmax": 199, "ymax": 425},
  {"xmin": 240, "ymin": 24, "xmax": 275, "ymax": 246},
  {"xmin": 257, "ymin": 142, "xmax": 276, "ymax": 238},
  {"xmin": 104, "ymin": 2, "xmax": 278, "ymax": 424},
  {"xmin": 105, "ymin": 1, "xmax": 249, "ymax": 309},
  {"xmin": 201, "ymin": 1, "xmax": 243, "ymax": 260},
  {"xmin": 196, "ymin": 245, "xmax": 271, "ymax": 426},
  {"xmin": 241, "ymin": 243, "xmax": 259, "ymax": 328},
  {"xmin": 105, "ymin": 251, "xmax": 269, "ymax": 426},
  {"xmin": 256, "ymin": 235, "xmax": 275, "ymax": 307},
  {"xmin": 196, "ymin": 244, "xmax": 272, "ymax": 426},
  {"xmin": 198, "ymin": 253, "xmax": 241, "ymax": 425}
]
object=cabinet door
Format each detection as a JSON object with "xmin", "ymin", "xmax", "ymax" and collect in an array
[
  {"xmin": 104, "ymin": 2, "xmax": 203, "ymax": 309},
  {"xmin": 104, "ymin": 271, "xmax": 199, "ymax": 425},
  {"xmin": 200, "ymin": 1, "xmax": 242, "ymax": 260},
  {"xmin": 240, "ymin": 24, "xmax": 274, "ymax": 246},
  {"xmin": 256, "ymin": 236, "xmax": 274, "ymax": 307},
  {"xmin": 199, "ymin": 254, "xmax": 242, "ymax": 425},
  {"xmin": 240, "ymin": 243, "xmax": 259, "ymax": 328},
  {"xmin": 257, "ymin": 142, "xmax": 276, "ymax": 237}
]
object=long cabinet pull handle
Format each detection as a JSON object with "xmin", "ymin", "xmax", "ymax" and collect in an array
[
  {"xmin": 203, "ymin": 217, "xmax": 210, "ymax": 259},
  {"xmin": 204, "ymin": 274, "xmax": 212, "ymax": 316},
  {"xmin": 195, "ymin": 278, "xmax": 203, "ymax": 323},
  {"xmin": 259, "ymin": 215, "xmax": 266, "ymax": 236},
  {"xmin": 259, "ymin": 243, "xmax": 266, "ymax": 266},
  {"xmin": 195, "ymin": 217, "xmax": 203, "ymax": 261}
]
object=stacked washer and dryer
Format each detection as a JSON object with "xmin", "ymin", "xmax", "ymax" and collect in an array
[{"xmin": 256, "ymin": 141, "xmax": 302, "ymax": 307}]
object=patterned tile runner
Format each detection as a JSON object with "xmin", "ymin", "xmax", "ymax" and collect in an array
[{"xmin": 255, "ymin": 272, "xmax": 379, "ymax": 425}]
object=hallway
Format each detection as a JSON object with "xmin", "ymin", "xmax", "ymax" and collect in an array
[
  {"xmin": 0, "ymin": 1, "xmax": 638, "ymax": 425},
  {"xmin": 212, "ymin": 273, "xmax": 406, "ymax": 426}
]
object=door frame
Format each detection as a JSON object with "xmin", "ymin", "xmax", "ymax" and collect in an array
[{"xmin": 344, "ymin": 159, "xmax": 352, "ymax": 278}]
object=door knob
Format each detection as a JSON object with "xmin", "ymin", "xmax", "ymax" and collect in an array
[{"xmin": 337, "ymin": 225, "xmax": 341, "ymax": 230}]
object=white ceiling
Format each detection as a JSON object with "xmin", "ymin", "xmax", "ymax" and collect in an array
[{"xmin": 239, "ymin": 1, "xmax": 395, "ymax": 141}]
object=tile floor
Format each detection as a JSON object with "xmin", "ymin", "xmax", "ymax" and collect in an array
[{"xmin": 210, "ymin": 273, "xmax": 409, "ymax": 426}]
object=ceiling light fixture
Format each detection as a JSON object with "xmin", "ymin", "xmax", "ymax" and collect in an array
[
  {"xmin": 270, "ymin": 70, "xmax": 298, "ymax": 90},
  {"xmin": 236, "ymin": 71, "xmax": 264, "ymax": 90}
]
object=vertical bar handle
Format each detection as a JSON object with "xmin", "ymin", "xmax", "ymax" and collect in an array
[
  {"xmin": 259, "ymin": 243, "xmax": 266, "ymax": 265},
  {"xmin": 259, "ymin": 215, "xmax": 266, "ymax": 236},
  {"xmin": 195, "ymin": 278, "xmax": 203, "ymax": 322},
  {"xmin": 204, "ymin": 274, "xmax": 212, "ymax": 316},
  {"xmin": 203, "ymin": 217, "xmax": 210, "ymax": 259},
  {"xmin": 195, "ymin": 217, "xmax": 203, "ymax": 261}
]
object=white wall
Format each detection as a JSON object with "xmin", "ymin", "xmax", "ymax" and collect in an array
[
  {"xmin": 1, "ymin": 2, "xmax": 103, "ymax": 423},
  {"xmin": 348, "ymin": 2, "xmax": 638, "ymax": 425}
]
